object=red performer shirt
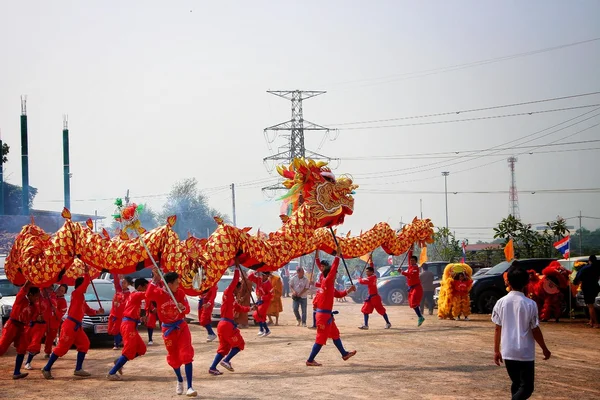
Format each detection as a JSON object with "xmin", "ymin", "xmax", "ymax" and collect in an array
[
  {"xmin": 146, "ymin": 282, "xmax": 190, "ymax": 324},
  {"xmin": 221, "ymin": 269, "xmax": 250, "ymax": 319},
  {"xmin": 37, "ymin": 293, "xmax": 54, "ymax": 323},
  {"xmin": 314, "ymin": 258, "xmax": 348, "ymax": 311},
  {"xmin": 201, "ymin": 285, "xmax": 218, "ymax": 308},
  {"xmin": 451, "ymin": 279, "xmax": 472, "ymax": 295},
  {"xmin": 402, "ymin": 265, "xmax": 421, "ymax": 287},
  {"xmin": 68, "ymin": 275, "xmax": 98, "ymax": 321},
  {"xmin": 358, "ymin": 275, "xmax": 378, "ymax": 296},
  {"xmin": 110, "ymin": 278, "xmax": 130, "ymax": 318},
  {"xmin": 10, "ymin": 285, "xmax": 34, "ymax": 324},
  {"xmin": 123, "ymin": 291, "xmax": 147, "ymax": 320},
  {"xmin": 55, "ymin": 295, "xmax": 67, "ymax": 322},
  {"xmin": 248, "ymin": 272, "xmax": 274, "ymax": 304}
]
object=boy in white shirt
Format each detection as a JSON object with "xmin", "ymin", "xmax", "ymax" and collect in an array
[{"xmin": 492, "ymin": 263, "xmax": 551, "ymax": 400}]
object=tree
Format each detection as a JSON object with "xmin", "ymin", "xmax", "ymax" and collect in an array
[
  {"xmin": 159, "ymin": 178, "xmax": 228, "ymax": 239},
  {"xmin": 2, "ymin": 182, "xmax": 37, "ymax": 215},
  {"xmin": 429, "ymin": 227, "xmax": 462, "ymax": 262},
  {"xmin": 1, "ymin": 141, "xmax": 8, "ymax": 164},
  {"xmin": 546, "ymin": 216, "xmax": 570, "ymax": 242},
  {"xmin": 571, "ymin": 228, "xmax": 600, "ymax": 256}
]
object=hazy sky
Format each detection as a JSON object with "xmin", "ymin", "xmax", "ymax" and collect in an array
[{"xmin": 1, "ymin": 1, "xmax": 599, "ymax": 243}]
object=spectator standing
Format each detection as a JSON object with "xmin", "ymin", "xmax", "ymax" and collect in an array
[
  {"xmin": 282, "ymin": 266, "xmax": 290, "ymax": 298},
  {"xmin": 492, "ymin": 264, "xmax": 551, "ymax": 400},
  {"xmin": 420, "ymin": 264, "xmax": 435, "ymax": 316},
  {"xmin": 290, "ymin": 267, "xmax": 310, "ymax": 326},
  {"xmin": 574, "ymin": 255, "xmax": 600, "ymax": 328}
]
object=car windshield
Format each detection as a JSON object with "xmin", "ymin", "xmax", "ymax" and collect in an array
[
  {"xmin": 486, "ymin": 261, "xmax": 511, "ymax": 276},
  {"xmin": 0, "ymin": 279, "xmax": 20, "ymax": 296},
  {"xmin": 64, "ymin": 282, "xmax": 116, "ymax": 302},
  {"xmin": 217, "ymin": 278, "xmax": 232, "ymax": 292},
  {"xmin": 377, "ymin": 266, "xmax": 390, "ymax": 276}
]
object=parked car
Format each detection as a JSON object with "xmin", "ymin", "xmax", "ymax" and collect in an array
[
  {"xmin": 0, "ymin": 254, "xmax": 6, "ymax": 276},
  {"xmin": 64, "ymin": 279, "xmax": 114, "ymax": 339},
  {"xmin": 100, "ymin": 268, "xmax": 154, "ymax": 281},
  {"xmin": 345, "ymin": 266, "xmax": 398, "ymax": 303},
  {"xmin": 472, "ymin": 267, "xmax": 491, "ymax": 278},
  {"xmin": 470, "ymin": 258, "xmax": 557, "ymax": 314},
  {"xmin": 0, "ymin": 274, "xmax": 19, "ymax": 324},
  {"xmin": 185, "ymin": 275, "xmax": 255, "ymax": 325}
]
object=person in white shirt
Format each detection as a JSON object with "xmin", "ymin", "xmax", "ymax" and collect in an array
[
  {"xmin": 289, "ymin": 267, "xmax": 310, "ymax": 327},
  {"xmin": 491, "ymin": 263, "xmax": 551, "ymax": 400}
]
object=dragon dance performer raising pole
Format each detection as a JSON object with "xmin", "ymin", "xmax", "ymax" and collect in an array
[
  {"xmin": 402, "ymin": 252, "xmax": 426, "ymax": 327},
  {"xmin": 42, "ymin": 265, "xmax": 105, "ymax": 379},
  {"xmin": 357, "ymin": 262, "xmax": 392, "ymax": 330},
  {"xmin": 306, "ymin": 246, "xmax": 357, "ymax": 366},
  {"xmin": 146, "ymin": 267, "xmax": 197, "ymax": 397}
]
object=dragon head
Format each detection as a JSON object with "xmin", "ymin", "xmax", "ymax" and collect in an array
[{"xmin": 277, "ymin": 158, "xmax": 357, "ymax": 227}]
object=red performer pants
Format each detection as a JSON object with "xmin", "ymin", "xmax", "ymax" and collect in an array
[
  {"xmin": 161, "ymin": 321, "xmax": 194, "ymax": 369},
  {"xmin": 53, "ymin": 318, "xmax": 90, "ymax": 357},
  {"xmin": 408, "ymin": 284, "xmax": 424, "ymax": 309},
  {"xmin": 199, "ymin": 304, "xmax": 213, "ymax": 327},
  {"xmin": 315, "ymin": 313, "xmax": 340, "ymax": 346},
  {"xmin": 0, "ymin": 319, "xmax": 28, "ymax": 355},
  {"xmin": 146, "ymin": 312, "xmax": 158, "ymax": 329},
  {"xmin": 26, "ymin": 321, "xmax": 47, "ymax": 355},
  {"xmin": 361, "ymin": 294, "xmax": 387, "ymax": 315},
  {"xmin": 121, "ymin": 319, "xmax": 147, "ymax": 360},
  {"xmin": 44, "ymin": 327, "xmax": 59, "ymax": 356},
  {"xmin": 252, "ymin": 301, "xmax": 270, "ymax": 323},
  {"xmin": 217, "ymin": 319, "xmax": 245, "ymax": 356},
  {"xmin": 108, "ymin": 315, "xmax": 122, "ymax": 336}
]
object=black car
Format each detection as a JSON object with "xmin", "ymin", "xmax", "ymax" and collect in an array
[
  {"xmin": 376, "ymin": 274, "xmax": 409, "ymax": 305},
  {"xmin": 346, "ymin": 266, "xmax": 398, "ymax": 303},
  {"xmin": 470, "ymin": 258, "xmax": 557, "ymax": 314}
]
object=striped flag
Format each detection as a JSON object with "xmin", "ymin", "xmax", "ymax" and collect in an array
[
  {"xmin": 553, "ymin": 236, "xmax": 570, "ymax": 259},
  {"xmin": 460, "ymin": 241, "xmax": 467, "ymax": 263}
]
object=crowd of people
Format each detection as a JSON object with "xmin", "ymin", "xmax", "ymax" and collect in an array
[{"xmin": 0, "ymin": 253, "xmax": 598, "ymax": 399}]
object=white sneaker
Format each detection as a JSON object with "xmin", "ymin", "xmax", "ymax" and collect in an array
[
  {"xmin": 107, "ymin": 373, "xmax": 121, "ymax": 381},
  {"xmin": 385, "ymin": 323, "xmax": 392, "ymax": 329},
  {"xmin": 148, "ymin": 341, "xmax": 153, "ymax": 345},
  {"xmin": 206, "ymin": 334, "xmax": 217, "ymax": 342},
  {"xmin": 358, "ymin": 325, "xmax": 369, "ymax": 330},
  {"xmin": 186, "ymin": 388, "xmax": 198, "ymax": 397},
  {"xmin": 464, "ymin": 317, "xmax": 470, "ymax": 321},
  {"xmin": 257, "ymin": 331, "xmax": 265, "ymax": 337},
  {"xmin": 24, "ymin": 363, "xmax": 33, "ymax": 370},
  {"xmin": 176, "ymin": 381, "xmax": 184, "ymax": 395},
  {"xmin": 296, "ymin": 321, "xmax": 301, "ymax": 326},
  {"xmin": 262, "ymin": 331, "xmax": 271, "ymax": 337}
]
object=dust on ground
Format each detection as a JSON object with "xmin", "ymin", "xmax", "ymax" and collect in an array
[{"xmin": 1, "ymin": 297, "xmax": 599, "ymax": 399}]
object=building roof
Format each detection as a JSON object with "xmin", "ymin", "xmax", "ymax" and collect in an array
[{"xmin": 465, "ymin": 243, "xmax": 502, "ymax": 251}]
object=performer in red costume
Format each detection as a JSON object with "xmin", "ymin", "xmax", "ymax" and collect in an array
[
  {"xmin": 0, "ymin": 283, "xmax": 39, "ymax": 379},
  {"xmin": 146, "ymin": 268, "xmax": 197, "ymax": 397},
  {"xmin": 107, "ymin": 278, "xmax": 150, "ymax": 380},
  {"xmin": 247, "ymin": 271, "xmax": 273, "ymax": 337},
  {"xmin": 208, "ymin": 269, "xmax": 254, "ymax": 375},
  {"xmin": 198, "ymin": 284, "xmax": 218, "ymax": 342},
  {"xmin": 306, "ymin": 250, "xmax": 357, "ymax": 367},
  {"xmin": 526, "ymin": 261, "xmax": 570, "ymax": 322},
  {"xmin": 145, "ymin": 300, "xmax": 158, "ymax": 345},
  {"xmin": 108, "ymin": 275, "xmax": 132, "ymax": 350},
  {"xmin": 44, "ymin": 284, "xmax": 68, "ymax": 358},
  {"xmin": 357, "ymin": 266, "xmax": 391, "ymax": 330},
  {"xmin": 402, "ymin": 254, "xmax": 425, "ymax": 326},
  {"xmin": 24, "ymin": 287, "xmax": 55, "ymax": 370},
  {"xmin": 42, "ymin": 268, "xmax": 104, "ymax": 379},
  {"xmin": 450, "ymin": 272, "xmax": 473, "ymax": 320}
]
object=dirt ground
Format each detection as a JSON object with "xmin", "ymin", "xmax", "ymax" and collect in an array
[{"xmin": 1, "ymin": 297, "xmax": 599, "ymax": 400}]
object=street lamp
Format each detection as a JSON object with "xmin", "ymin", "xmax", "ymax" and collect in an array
[{"xmin": 442, "ymin": 171, "xmax": 449, "ymax": 232}]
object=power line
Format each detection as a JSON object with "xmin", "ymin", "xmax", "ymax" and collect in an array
[
  {"xmin": 328, "ymin": 91, "xmax": 600, "ymax": 126},
  {"xmin": 327, "ymin": 37, "xmax": 600, "ymax": 88},
  {"xmin": 330, "ymin": 104, "xmax": 600, "ymax": 131},
  {"xmin": 359, "ymin": 188, "xmax": 600, "ymax": 195},
  {"xmin": 338, "ymin": 139, "xmax": 600, "ymax": 161}
]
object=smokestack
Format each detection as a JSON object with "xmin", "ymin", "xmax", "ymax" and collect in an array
[
  {"xmin": 0, "ymin": 128, "xmax": 4, "ymax": 215},
  {"xmin": 63, "ymin": 115, "xmax": 71, "ymax": 210},
  {"xmin": 20, "ymin": 96, "xmax": 29, "ymax": 215}
]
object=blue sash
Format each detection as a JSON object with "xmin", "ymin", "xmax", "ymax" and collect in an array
[
  {"xmin": 220, "ymin": 317, "xmax": 238, "ymax": 330},
  {"xmin": 67, "ymin": 316, "xmax": 83, "ymax": 331},
  {"xmin": 29, "ymin": 320, "xmax": 46, "ymax": 327},
  {"xmin": 9, "ymin": 318, "xmax": 25, "ymax": 326},
  {"xmin": 256, "ymin": 299, "xmax": 264, "ymax": 306},
  {"xmin": 123, "ymin": 316, "xmax": 140, "ymax": 325},
  {"xmin": 315, "ymin": 308, "xmax": 339, "ymax": 325},
  {"xmin": 364, "ymin": 294, "xmax": 379, "ymax": 303},
  {"xmin": 162, "ymin": 319, "xmax": 184, "ymax": 337}
]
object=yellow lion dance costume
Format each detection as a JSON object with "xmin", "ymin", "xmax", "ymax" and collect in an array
[{"xmin": 437, "ymin": 263, "xmax": 473, "ymax": 320}]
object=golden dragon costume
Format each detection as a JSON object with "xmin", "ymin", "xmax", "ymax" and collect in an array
[{"xmin": 4, "ymin": 158, "xmax": 434, "ymax": 294}]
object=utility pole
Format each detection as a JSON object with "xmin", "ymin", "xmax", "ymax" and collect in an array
[
  {"xmin": 578, "ymin": 210, "xmax": 583, "ymax": 255},
  {"xmin": 0, "ymin": 129, "xmax": 4, "ymax": 215},
  {"xmin": 442, "ymin": 172, "xmax": 449, "ymax": 233},
  {"xmin": 94, "ymin": 210, "xmax": 98, "ymax": 232},
  {"xmin": 507, "ymin": 156, "xmax": 520, "ymax": 219},
  {"xmin": 63, "ymin": 115, "xmax": 71, "ymax": 210},
  {"xmin": 420, "ymin": 198, "xmax": 423, "ymax": 219},
  {"xmin": 262, "ymin": 90, "xmax": 332, "ymax": 193},
  {"xmin": 20, "ymin": 96, "xmax": 30, "ymax": 215},
  {"xmin": 125, "ymin": 189, "xmax": 130, "ymax": 205},
  {"xmin": 230, "ymin": 183, "xmax": 237, "ymax": 227}
]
